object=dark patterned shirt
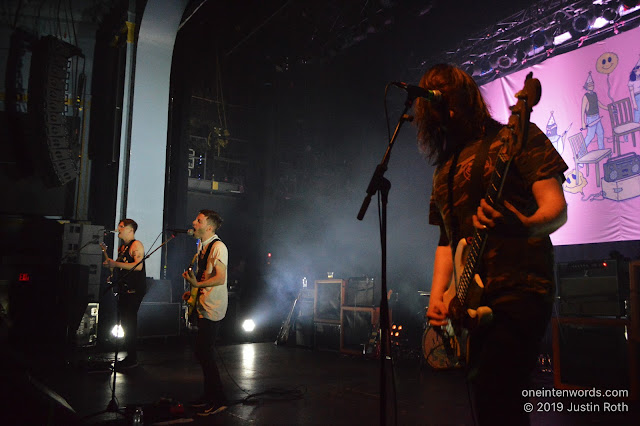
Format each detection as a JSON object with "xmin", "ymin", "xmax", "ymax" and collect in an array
[{"xmin": 429, "ymin": 123, "xmax": 568, "ymax": 297}]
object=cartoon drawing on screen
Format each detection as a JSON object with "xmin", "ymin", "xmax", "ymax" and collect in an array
[
  {"xmin": 546, "ymin": 111, "xmax": 571, "ymax": 154},
  {"xmin": 580, "ymin": 71, "xmax": 608, "ymax": 150},
  {"xmin": 562, "ymin": 168, "xmax": 588, "ymax": 197},
  {"xmin": 629, "ymin": 56, "xmax": 640, "ymax": 123},
  {"xmin": 596, "ymin": 52, "xmax": 618, "ymax": 103}
]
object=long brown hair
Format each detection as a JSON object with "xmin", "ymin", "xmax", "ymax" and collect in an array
[{"xmin": 414, "ymin": 64, "xmax": 501, "ymax": 166}]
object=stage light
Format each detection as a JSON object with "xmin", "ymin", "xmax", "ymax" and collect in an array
[
  {"xmin": 602, "ymin": 6, "xmax": 618, "ymax": 21},
  {"xmin": 491, "ymin": 45, "xmax": 518, "ymax": 70},
  {"xmin": 620, "ymin": 2, "xmax": 640, "ymax": 15},
  {"xmin": 111, "ymin": 324, "xmax": 124, "ymax": 338},
  {"xmin": 242, "ymin": 319, "xmax": 256, "ymax": 332},
  {"xmin": 591, "ymin": 17, "xmax": 610, "ymax": 29},
  {"xmin": 553, "ymin": 31, "xmax": 573, "ymax": 45},
  {"xmin": 572, "ymin": 11, "xmax": 595, "ymax": 34},
  {"xmin": 533, "ymin": 30, "xmax": 552, "ymax": 49}
]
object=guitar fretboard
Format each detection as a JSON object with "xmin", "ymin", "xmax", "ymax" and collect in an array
[{"xmin": 455, "ymin": 149, "xmax": 512, "ymax": 305}]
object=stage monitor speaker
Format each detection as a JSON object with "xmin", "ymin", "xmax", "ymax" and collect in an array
[
  {"xmin": 59, "ymin": 263, "xmax": 89, "ymax": 333},
  {"xmin": 344, "ymin": 277, "xmax": 379, "ymax": 307},
  {"xmin": 144, "ymin": 278, "xmax": 172, "ymax": 303},
  {"xmin": 314, "ymin": 322, "xmax": 340, "ymax": 351},
  {"xmin": 552, "ymin": 317, "xmax": 637, "ymax": 397},
  {"xmin": 138, "ymin": 303, "xmax": 180, "ymax": 338},
  {"xmin": 340, "ymin": 307, "xmax": 380, "ymax": 355},
  {"xmin": 0, "ymin": 371, "xmax": 80, "ymax": 426},
  {"xmin": 556, "ymin": 259, "xmax": 627, "ymax": 317},
  {"xmin": 314, "ymin": 279, "xmax": 345, "ymax": 323}
]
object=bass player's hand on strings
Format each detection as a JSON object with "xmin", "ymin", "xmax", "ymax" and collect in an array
[{"xmin": 427, "ymin": 298, "xmax": 449, "ymax": 327}]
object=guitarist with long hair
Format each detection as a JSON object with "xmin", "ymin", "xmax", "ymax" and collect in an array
[
  {"xmin": 182, "ymin": 209, "xmax": 229, "ymax": 416},
  {"xmin": 415, "ymin": 64, "xmax": 568, "ymax": 426}
]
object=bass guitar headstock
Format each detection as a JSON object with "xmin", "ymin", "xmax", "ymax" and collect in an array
[{"xmin": 505, "ymin": 72, "xmax": 541, "ymax": 157}]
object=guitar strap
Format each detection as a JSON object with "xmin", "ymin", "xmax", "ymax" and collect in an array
[
  {"xmin": 196, "ymin": 237, "xmax": 220, "ymax": 282},
  {"xmin": 447, "ymin": 136, "xmax": 493, "ymax": 246}
]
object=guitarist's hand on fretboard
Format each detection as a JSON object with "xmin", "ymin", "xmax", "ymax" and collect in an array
[
  {"xmin": 182, "ymin": 269, "xmax": 199, "ymax": 290},
  {"xmin": 472, "ymin": 198, "xmax": 529, "ymax": 237}
]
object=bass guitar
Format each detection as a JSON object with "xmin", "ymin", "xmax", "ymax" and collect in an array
[{"xmin": 426, "ymin": 73, "xmax": 542, "ymax": 363}]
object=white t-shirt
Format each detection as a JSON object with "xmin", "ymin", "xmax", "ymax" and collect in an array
[{"xmin": 197, "ymin": 234, "xmax": 228, "ymax": 321}]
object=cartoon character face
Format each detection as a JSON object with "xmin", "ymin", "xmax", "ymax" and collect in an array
[{"xmin": 596, "ymin": 52, "xmax": 618, "ymax": 74}]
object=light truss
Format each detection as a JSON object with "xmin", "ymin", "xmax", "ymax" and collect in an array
[{"xmin": 434, "ymin": 0, "xmax": 640, "ymax": 85}]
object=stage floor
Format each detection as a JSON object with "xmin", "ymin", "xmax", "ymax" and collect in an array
[{"xmin": 6, "ymin": 337, "xmax": 639, "ymax": 425}]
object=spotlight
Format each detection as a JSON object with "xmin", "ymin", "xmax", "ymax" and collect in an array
[
  {"xmin": 492, "ymin": 45, "xmax": 518, "ymax": 70},
  {"xmin": 242, "ymin": 319, "xmax": 256, "ymax": 332},
  {"xmin": 571, "ymin": 11, "xmax": 595, "ymax": 35},
  {"xmin": 602, "ymin": 7, "xmax": 618, "ymax": 21},
  {"xmin": 111, "ymin": 324, "xmax": 124, "ymax": 338},
  {"xmin": 532, "ymin": 30, "xmax": 552, "ymax": 49}
]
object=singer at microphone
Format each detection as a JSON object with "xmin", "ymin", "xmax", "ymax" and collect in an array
[
  {"xmin": 391, "ymin": 82, "xmax": 442, "ymax": 102},
  {"xmin": 101, "ymin": 218, "xmax": 146, "ymax": 369}
]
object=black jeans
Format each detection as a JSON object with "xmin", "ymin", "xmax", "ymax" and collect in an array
[
  {"xmin": 117, "ymin": 290, "xmax": 144, "ymax": 361},
  {"xmin": 195, "ymin": 317, "xmax": 226, "ymax": 403},
  {"xmin": 468, "ymin": 291, "xmax": 552, "ymax": 426}
]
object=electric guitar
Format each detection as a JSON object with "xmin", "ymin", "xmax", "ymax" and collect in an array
[
  {"xmin": 275, "ymin": 289, "xmax": 302, "ymax": 346},
  {"xmin": 99, "ymin": 242, "xmax": 113, "ymax": 285},
  {"xmin": 428, "ymin": 73, "xmax": 542, "ymax": 362},
  {"xmin": 183, "ymin": 252, "xmax": 200, "ymax": 324}
]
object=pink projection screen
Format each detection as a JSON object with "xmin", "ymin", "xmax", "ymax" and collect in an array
[{"xmin": 480, "ymin": 25, "xmax": 640, "ymax": 246}]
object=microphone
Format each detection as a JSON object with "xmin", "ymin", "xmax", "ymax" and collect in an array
[
  {"xmin": 105, "ymin": 230, "xmax": 118, "ymax": 234},
  {"xmin": 167, "ymin": 228, "xmax": 194, "ymax": 236},
  {"xmin": 391, "ymin": 82, "xmax": 442, "ymax": 102}
]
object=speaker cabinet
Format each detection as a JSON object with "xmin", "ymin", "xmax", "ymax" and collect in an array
[
  {"xmin": 144, "ymin": 279, "xmax": 173, "ymax": 303},
  {"xmin": 630, "ymin": 260, "xmax": 640, "ymax": 343},
  {"xmin": 75, "ymin": 302, "xmax": 99, "ymax": 347},
  {"xmin": 556, "ymin": 259, "xmax": 627, "ymax": 317},
  {"xmin": 314, "ymin": 322, "xmax": 341, "ymax": 351},
  {"xmin": 552, "ymin": 317, "xmax": 638, "ymax": 398},
  {"xmin": 28, "ymin": 35, "xmax": 82, "ymax": 186},
  {"xmin": 295, "ymin": 290, "xmax": 315, "ymax": 348},
  {"xmin": 344, "ymin": 277, "xmax": 379, "ymax": 307},
  {"xmin": 340, "ymin": 307, "xmax": 380, "ymax": 355},
  {"xmin": 138, "ymin": 302, "xmax": 180, "ymax": 338},
  {"xmin": 314, "ymin": 279, "xmax": 345, "ymax": 323}
]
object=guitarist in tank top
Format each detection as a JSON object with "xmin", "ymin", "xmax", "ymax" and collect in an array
[
  {"xmin": 102, "ymin": 218, "xmax": 146, "ymax": 369},
  {"xmin": 414, "ymin": 64, "xmax": 568, "ymax": 426}
]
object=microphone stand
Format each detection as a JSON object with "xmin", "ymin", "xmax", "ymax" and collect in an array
[
  {"xmin": 357, "ymin": 93, "xmax": 417, "ymax": 426},
  {"xmin": 99, "ymin": 234, "xmax": 177, "ymax": 416}
]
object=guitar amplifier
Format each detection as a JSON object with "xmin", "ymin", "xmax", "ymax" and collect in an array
[
  {"xmin": 556, "ymin": 259, "xmax": 627, "ymax": 317},
  {"xmin": 552, "ymin": 317, "xmax": 635, "ymax": 393},
  {"xmin": 344, "ymin": 277, "xmax": 380, "ymax": 307},
  {"xmin": 603, "ymin": 152, "xmax": 640, "ymax": 182}
]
